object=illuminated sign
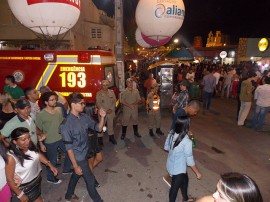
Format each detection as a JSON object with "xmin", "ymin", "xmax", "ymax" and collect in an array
[
  {"xmin": 59, "ymin": 66, "xmax": 86, "ymax": 88},
  {"xmin": 220, "ymin": 51, "xmax": 227, "ymax": 59},
  {"xmin": 258, "ymin": 38, "xmax": 269, "ymax": 52}
]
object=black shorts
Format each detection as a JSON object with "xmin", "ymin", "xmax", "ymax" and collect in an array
[{"xmin": 87, "ymin": 134, "xmax": 102, "ymax": 159}]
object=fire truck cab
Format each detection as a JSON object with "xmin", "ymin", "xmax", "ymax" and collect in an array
[{"xmin": 0, "ymin": 50, "xmax": 120, "ymax": 105}]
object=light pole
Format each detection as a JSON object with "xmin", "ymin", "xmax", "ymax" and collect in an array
[
  {"xmin": 115, "ymin": 0, "xmax": 125, "ymax": 91},
  {"xmin": 173, "ymin": 38, "xmax": 179, "ymax": 49}
]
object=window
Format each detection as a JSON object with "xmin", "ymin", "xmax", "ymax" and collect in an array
[{"xmin": 91, "ymin": 28, "xmax": 102, "ymax": 39}]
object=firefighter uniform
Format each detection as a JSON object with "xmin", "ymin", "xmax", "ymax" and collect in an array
[
  {"xmin": 96, "ymin": 80, "xmax": 117, "ymax": 145},
  {"xmin": 146, "ymin": 83, "xmax": 164, "ymax": 137},
  {"xmin": 120, "ymin": 78, "xmax": 142, "ymax": 139}
]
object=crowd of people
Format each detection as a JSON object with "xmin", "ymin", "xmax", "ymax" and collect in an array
[{"xmin": 0, "ymin": 61, "xmax": 266, "ymax": 202}]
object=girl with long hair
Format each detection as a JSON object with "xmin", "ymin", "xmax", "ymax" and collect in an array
[
  {"xmin": 164, "ymin": 116, "xmax": 202, "ymax": 202},
  {"xmin": 84, "ymin": 102, "xmax": 103, "ymax": 187},
  {"xmin": 0, "ymin": 141, "xmax": 11, "ymax": 202},
  {"xmin": 5, "ymin": 127, "xmax": 57, "ymax": 202},
  {"xmin": 197, "ymin": 172, "xmax": 263, "ymax": 202}
]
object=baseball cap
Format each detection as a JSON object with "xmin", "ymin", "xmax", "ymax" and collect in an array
[
  {"xmin": 179, "ymin": 80, "xmax": 190, "ymax": 87},
  {"xmin": 15, "ymin": 98, "xmax": 31, "ymax": 109}
]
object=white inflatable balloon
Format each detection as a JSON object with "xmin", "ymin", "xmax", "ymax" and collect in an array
[
  {"xmin": 8, "ymin": 0, "xmax": 81, "ymax": 36},
  {"xmin": 135, "ymin": 28, "xmax": 151, "ymax": 48},
  {"xmin": 135, "ymin": 0, "xmax": 185, "ymax": 40}
]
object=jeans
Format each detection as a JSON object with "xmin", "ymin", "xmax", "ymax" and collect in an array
[
  {"xmin": 202, "ymin": 91, "xmax": 213, "ymax": 110},
  {"xmin": 65, "ymin": 159, "xmax": 102, "ymax": 202},
  {"xmin": 45, "ymin": 139, "xmax": 71, "ymax": 181},
  {"xmin": 238, "ymin": 101, "xmax": 252, "ymax": 126},
  {"xmin": 251, "ymin": 105, "xmax": 269, "ymax": 130},
  {"xmin": 221, "ymin": 83, "xmax": 231, "ymax": 98},
  {"xmin": 169, "ymin": 173, "xmax": 189, "ymax": 202}
]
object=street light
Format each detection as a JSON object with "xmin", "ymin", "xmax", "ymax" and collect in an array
[{"xmin": 173, "ymin": 38, "xmax": 179, "ymax": 49}]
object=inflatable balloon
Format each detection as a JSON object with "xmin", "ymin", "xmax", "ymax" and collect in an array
[
  {"xmin": 8, "ymin": 0, "xmax": 81, "ymax": 36},
  {"xmin": 135, "ymin": 0, "xmax": 185, "ymax": 40},
  {"xmin": 135, "ymin": 28, "xmax": 152, "ymax": 48},
  {"xmin": 141, "ymin": 32, "xmax": 171, "ymax": 47}
]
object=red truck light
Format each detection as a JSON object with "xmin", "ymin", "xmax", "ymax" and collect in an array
[{"xmin": 78, "ymin": 53, "xmax": 90, "ymax": 63}]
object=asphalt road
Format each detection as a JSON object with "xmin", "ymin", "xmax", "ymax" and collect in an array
[{"xmin": 41, "ymin": 97, "xmax": 270, "ymax": 202}]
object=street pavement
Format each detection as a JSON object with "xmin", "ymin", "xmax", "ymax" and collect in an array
[{"xmin": 41, "ymin": 97, "xmax": 270, "ymax": 202}]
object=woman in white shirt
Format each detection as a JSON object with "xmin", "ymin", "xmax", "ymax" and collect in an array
[
  {"xmin": 0, "ymin": 141, "xmax": 11, "ymax": 202},
  {"xmin": 5, "ymin": 127, "xmax": 57, "ymax": 202}
]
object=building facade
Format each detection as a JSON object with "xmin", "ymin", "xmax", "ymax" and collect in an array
[{"xmin": 0, "ymin": 0, "xmax": 115, "ymax": 50}]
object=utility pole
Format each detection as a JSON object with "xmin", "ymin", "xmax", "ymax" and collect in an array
[{"xmin": 115, "ymin": 0, "xmax": 125, "ymax": 92}]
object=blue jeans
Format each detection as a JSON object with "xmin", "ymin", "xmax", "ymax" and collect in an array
[
  {"xmin": 65, "ymin": 159, "xmax": 102, "ymax": 202},
  {"xmin": 45, "ymin": 139, "xmax": 71, "ymax": 181},
  {"xmin": 251, "ymin": 105, "xmax": 269, "ymax": 130},
  {"xmin": 202, "ymin": 91, "xmax": 213, "ymax": 110}
]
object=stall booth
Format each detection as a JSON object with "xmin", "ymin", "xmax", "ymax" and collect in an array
[{"xmin": 148, "ymin": 61, "xmax": 176, "ymax": 108}]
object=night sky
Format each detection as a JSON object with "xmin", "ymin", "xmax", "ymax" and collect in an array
[{"xmin": 92, "ymin": 0, "xmax": 270, "ymax": 46}]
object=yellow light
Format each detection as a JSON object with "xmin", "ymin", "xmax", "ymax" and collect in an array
[{"xmin": 258, "ymin": 38, "xmax": 269, "ymax": 52}]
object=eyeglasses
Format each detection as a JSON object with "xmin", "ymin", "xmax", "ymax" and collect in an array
[
  {"xmin": 48, "ymin": 98, "xmax": 57, "ymax": 102},
  {"xmin": 77, "ymin": 102, "xmax": 86, "ymax": 106}
]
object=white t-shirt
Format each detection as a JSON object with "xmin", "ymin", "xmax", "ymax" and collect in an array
[
  {"xmin": 0, "ymin": 156, "xmax": 7, "ymax": 190},
  {"xmin": 8, "ymin": 150, "xmax": 41, "ymax": 184},
  {"xmin": 213, "ymin": 72, "xmax": 221, "ymax": 85}
]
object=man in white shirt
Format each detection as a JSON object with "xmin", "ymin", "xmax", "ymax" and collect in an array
[{"xmin": 251, "ymin": 76, "xmax": 270, "ymax": 131}]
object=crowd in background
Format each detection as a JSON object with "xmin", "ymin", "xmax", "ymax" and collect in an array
[{"xmin": 0, "ymin": 58, "xmax": 268, "ymax": 202}]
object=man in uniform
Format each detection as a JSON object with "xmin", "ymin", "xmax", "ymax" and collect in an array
[
  {"xmin": 120, "ymin": 78, "xmax": 142, "ymax": 139},
  {"xmin": 96, "ymin": 80, "xmax": 117, "ymax": 145},
  {"xmin": 146, "ymin": 83, "xmax": 164, "ymax": 137}
]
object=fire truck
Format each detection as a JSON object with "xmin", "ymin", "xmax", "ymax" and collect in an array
[{"xmin": 0, "ymin": 50, "xmax": 120, "ymax": 106}]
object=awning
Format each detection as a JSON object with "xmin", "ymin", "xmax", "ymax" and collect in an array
[{"xmin": 148, "ymin": 60, "xmax": 177, "ymax": 70}]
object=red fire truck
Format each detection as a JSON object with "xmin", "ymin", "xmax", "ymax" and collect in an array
[{"xmin": 0, "ymin": 50, "xmax": 120, "ymax": 106}]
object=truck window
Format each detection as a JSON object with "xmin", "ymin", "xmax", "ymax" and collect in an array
[{"xmin": 104, "ymin": 66, "xmax": 115, "ymax": 88}]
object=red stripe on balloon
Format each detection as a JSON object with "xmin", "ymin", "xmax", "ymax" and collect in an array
[
  {"xmin": 141, "ymin": 32, "xmax": 171, "ymax": 47},
  {"xmin": 27, "ymin": 0, "xmax": 80, "ymax": 10}
]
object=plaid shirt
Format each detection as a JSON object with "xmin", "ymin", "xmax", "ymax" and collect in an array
[{"xmin": 175, "ymin": 90, "xmax": 189, "ymax": 109}]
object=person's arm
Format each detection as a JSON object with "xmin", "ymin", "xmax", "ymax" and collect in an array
[
  {"xmin": 59, "ymin": 122, "xmax": 82, "ymax": 176},
  {"xmin": 36, "ymin": 127, "xmax": 46, "ymax": 152},
  {"xmin": 5, "ymin": 155, "xmax": 29, "ymax": 202},
  {"xmin": 67, "ymin": 149, "xmax": 82, "ymax": 176},
  {"xmin": 120, "ymin": 92, "xmax": 133, "ymax": 109},
  {"xmin": 185, "ymin": 140, "xmax": 202, "ymax": 179},
  {"xmin": 133, "ymin": 90, "xmax": 142, "ymax": 105},
  {"xmin": 39, "ymin": 152, "xmax": 58, "ymax": 176},
  {"xmin": 97, "ymin": 108, "xmax": 106, "ymax": 131}
]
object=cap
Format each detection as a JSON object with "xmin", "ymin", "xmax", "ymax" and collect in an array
[
  {"xmin": 101, "ymin": 80, "xmax": 110, "ymax": 86},
  {"xmin": 151, "ymin": 83, "xmax": 160, "ymax": 89},
  {"xmin": 179, "ymin": 80, "xmax": 190, "ymax": 87},
  {"xmin": 15, "ymin": 98, "xmax": 31, "ymax": 109}
]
